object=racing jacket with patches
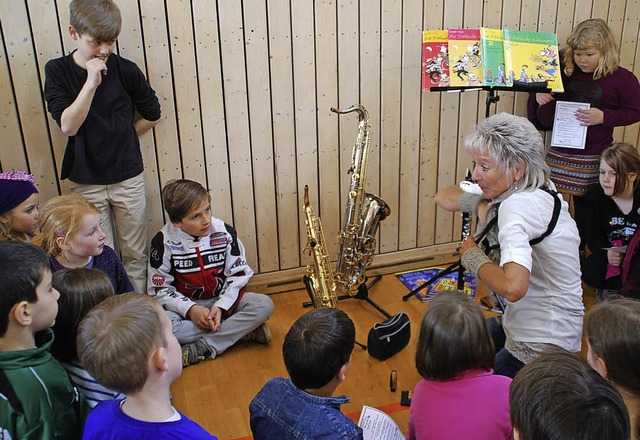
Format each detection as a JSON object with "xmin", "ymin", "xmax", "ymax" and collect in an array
[{"xmin": 147, "ymin": 217, "xmax": 253, "ymax": 318}]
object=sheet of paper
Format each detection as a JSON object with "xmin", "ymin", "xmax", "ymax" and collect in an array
[
  {"xmin": 358, "ymin": 405, "xmax": 405, "ymax": 440},
  {"xmin": 551, "ymin": 101, "xmax": 590, "ymax": 149}
]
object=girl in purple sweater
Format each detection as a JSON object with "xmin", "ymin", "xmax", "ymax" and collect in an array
[
  {"xmin": 528, "ymin": 19, "xmax": 640, "ymax": 245},
  {"xmin": 407, "ymin": 292, "xmax": 512, "ymax": 440},
  {"xmin": 33, "ymin": 194, "xmax": 134, "ymax": 294}
]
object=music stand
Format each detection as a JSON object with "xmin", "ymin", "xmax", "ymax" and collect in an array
[{"xmin": 403, "ymin": 84, "xmax": 551, "ymax": 302}]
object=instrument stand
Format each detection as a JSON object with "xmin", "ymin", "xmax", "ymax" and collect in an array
[
  {"xmin": 302, "ymin": 275, "xmax": 390, "ymax": 351},
  {"xmin": 302, "ymin": 274, "xmax": 391, "ymax": 319}
]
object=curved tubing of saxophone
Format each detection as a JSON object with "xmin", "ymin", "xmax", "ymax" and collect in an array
[{"xmin": 330, "ymin": 104, "xmax": 369, "ymax": 123}]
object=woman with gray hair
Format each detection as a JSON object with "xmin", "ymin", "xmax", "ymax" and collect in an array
[{"xmin": 435, "ymin": 113, "xmax": 584, "ymax": 378}]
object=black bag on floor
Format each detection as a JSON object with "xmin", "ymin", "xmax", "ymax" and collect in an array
[{"xmin": 367, "ymin": 312, "xmax": 411, "ymax": 360}]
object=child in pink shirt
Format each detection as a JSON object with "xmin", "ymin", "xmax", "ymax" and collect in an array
[{"xmin": 407, "ymin": 292, "xmax": 512, "ymax": 440}]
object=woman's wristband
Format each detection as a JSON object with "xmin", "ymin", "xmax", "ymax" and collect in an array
[
  {"xmin": 459, "ymin": 192, "xmax": 483, "ymax": 213},
  {"xmin": 461, "ymin": 246, "xmax": 492, "ymax": 278}
]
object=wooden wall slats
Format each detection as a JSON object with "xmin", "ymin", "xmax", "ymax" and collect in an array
[
  {"xmin": 417, "ymin": 0, "xmax": 444, "ymax": 248},
  {"xmin": 397, "ymin": 0, "xmax": 423, "ymax": 250},
  {"xmin": 359, "ymin": 0, "xmax": 383, "ymax": 253},
  {"xmin": 336, "ymin": 0, "xmax": 361, "ymax": 239},
  {"xmin": 315, "ymin": 0, "xmax": 341, "ymax": 259},
  {"xmin": 0, "ymin": 1, "xmax": 58, "ymax": 201},
  {"xmin": 2, "ymin": 0, "xmax": 640, "ymax": 281},
  {"xmin": 242, "ymin": 0, "xmax": 279, "ymax": 272},
  {"xmin": 192, "ymin": 1, "xmax": 233, "ymax": 224},
  {"xmin": 217, "ymin": 1, "xmax": 259, "ymax": 269},
  {"xmin": 139, "ymin": 0, "xmax": 183, "ymax": 205},
  {"xmin": 379, "ymin": 0, "xmax": 403, "ymax": 253},
  {"xmin": 267, "ymin": 0, "xmax": 301, "ymax": 271},
  {"xmin": 291, "ymin": 0, "xmax": 320, "ymax": 263},
  {"xmin": 0, "ymin": 29, "xmax": 28, "ymax": 173}
]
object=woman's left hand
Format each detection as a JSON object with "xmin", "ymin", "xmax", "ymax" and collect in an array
[
  {"xmin": 576, "ymin": 108, "xmax": 604, "ymax": 126},
  {"xmin": 458, "ymin": 236, "xmax": 478, "ymax": 256}
]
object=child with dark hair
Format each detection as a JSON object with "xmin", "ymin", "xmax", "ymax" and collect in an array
[
  {"xmin": 583, "ymin": 143, "xmax": 640, "ymax": 300},
  {"xmin": 586, "ymin": 297, "xmax": 640, "ymax": 439},
  {"xmin": 148, "ymin": 179, "xmax": 273, "ymax": 367},
  {"xmin": 78, "ymin": 292, "xmax": 217, "ymax": 439},
  {"xmin": 407, "ymin": 292, "xmax": 512, "ymax": 440},
  {"xmin": 51, "ymin": 268, "xmax": 123, "ymax": 407},
  {"xmin": 0, "ymin": 171, "xmax": 40, "ymax": 242},
  {"xmin": 0, "ymin": 241, "xmax": 88, "ymax": 439},
  {"xmin": 249, "ymin": 307, "xmax": 364, "ymax": 439},
  {"xmin": 510, "ymin": 351, "xmax": 629, "ymax": 440}
]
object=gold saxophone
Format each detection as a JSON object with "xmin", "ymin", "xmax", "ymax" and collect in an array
[
  {"xmin": 332, "ymin": 105, "xmax": 390, "ymax": 295},
  {"xmin": 302, "ymin": 104, "xmax": 390, "ymax": 308},
  {"xmin": 302, "ymin": 185, "xmax": 339, "ymax": 308}
]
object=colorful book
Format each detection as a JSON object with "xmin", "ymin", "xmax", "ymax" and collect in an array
[
  {"xmin": 503, "ymin": 29, "xmax": 564, "ymax": 92},
  {"xmin": 448, "ymin": 28, "xmax": 483, "ymax": 87},
  {"xmin": 480, "ymin": 27, "xmax": 510, "ymax": 87},
  {"xmin": 396, "ymin": 266, "xmax": 476, "ymax": 302},
  {"xmin": 421, "ymin": 30, "xmax": 450, "ymax": 90}
]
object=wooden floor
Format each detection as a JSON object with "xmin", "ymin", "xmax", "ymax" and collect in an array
[{"xmin": 169, "ymin": 271, "xmax": 597, "ymax": 440}]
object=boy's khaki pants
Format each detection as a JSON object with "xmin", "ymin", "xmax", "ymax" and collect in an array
[{"xmin": 68, "ymin": 173, "xmax": 148, "ymax": 293}]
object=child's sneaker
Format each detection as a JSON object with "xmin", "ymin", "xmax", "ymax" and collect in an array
[
  {"xmin": 240, "ymin": 323, "xmax": 272, "ymax": 344},
  {"xmin": 181, "ymin": 340, "xmax": 210, "ymax": 367}
]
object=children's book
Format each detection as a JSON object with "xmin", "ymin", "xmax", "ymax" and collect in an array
[
  {"xmin": 503, "ymin": 29, "xmax": 564, "ymax": 92},
  {"xmin": 448, "ymin": 28, "xmax": 483, "ymax": 87},
  {"xmin": 396, "ymin": 266, "xmax": 476, "ymax": 302},
  {"xmin": 421, "ymin": 30, "xmax": 450, "ymax": 90},
  {"xmin": 480, "ymin": 28, "xmax": 510, "ymax": 87}
]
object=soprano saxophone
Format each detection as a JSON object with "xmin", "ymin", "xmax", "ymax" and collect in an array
[
  {"xmin": 332, "ymin": 105, "xmax": 391, "ymax": 295},
  {"xmin": 302, "ymin": 185, "xmax": 339, "ymax": 308}
]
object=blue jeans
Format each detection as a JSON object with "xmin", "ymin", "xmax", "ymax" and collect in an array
[{"xmin": 488, "ymin": 317, "xmax": 525, "ymax": 378}]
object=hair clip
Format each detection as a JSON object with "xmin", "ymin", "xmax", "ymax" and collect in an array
[
  {"xmin": 54, "ymin": 228, "xmax": 66, "ymax": 238},
  {"xmin": 0, "ymin": 171, "xmax": 35, "ymax": 184}
]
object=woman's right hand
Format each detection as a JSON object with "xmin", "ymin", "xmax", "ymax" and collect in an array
[
  {"xmin": 434, "ymin": 185, "xmax": 464, "ymax": 212},
  {"xmin": 536, "ymin": 93, "xmax": 555, "ymax": 105}
]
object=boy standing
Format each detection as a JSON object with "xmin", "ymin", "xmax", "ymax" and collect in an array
[
  {"xmin": 148, "ymin": 179, "xmax": 274, "ymax": 366},
  {"xmin": 249, "ymin": 307, "xmax": 364, "ymax": 439},
  {"xmin": 44, "ymin": 0, "xmax": 161, "ymax": 293},
  {"xmin": 78, "ymin": 293, "xmax": 217, "ymax": 439},
  {"xmin": 0, "ymin": 241, "xmax": 88, "ymax": 439}
]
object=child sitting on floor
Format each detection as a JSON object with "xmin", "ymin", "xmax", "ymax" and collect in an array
[
  {"xmin": 33, "ymin": 194, "xmax": 134, "ymax": 294},
  {"xmin": 148, "ymin": 179, "xmax": 273, "ymax": 367},
  {"xmin": 407, "ymin": 291, "xmax": 512, "ymax": 440},
  {"xmin": 510, "ymin": 351, "xmax": 629, "ymax": 440},
  {"xmin": 586, "ymin": 296, "xmax": 640, "ymax": 439},
  {"xmin": 78, "ymin": 292, "xmax": 217, "ymax": 439},
  {"xmin": 0, "ymin": 171, "xmax": 40, "ymax": 242},
  {"xmin": 249, "ymin": 307, "xmax": 364, "ymax": 439},
  {"xmin": 51, "ymin": 267, "xmax": 123, "ymax": 406},
  {"xmin": 0, "ymin": 241, "xmax": 88, "ymax": 439}
]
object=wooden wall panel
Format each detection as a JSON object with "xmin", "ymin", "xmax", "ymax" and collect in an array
[{"xmin": 2, "ymin": 0, "xmax": 639, "ymax": 285}]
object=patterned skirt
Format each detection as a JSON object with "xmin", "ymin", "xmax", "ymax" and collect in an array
[{"xmin": 546, "ymin": 148, "xmax": 600, "ymax": 196}]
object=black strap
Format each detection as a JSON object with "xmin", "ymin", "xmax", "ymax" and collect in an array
[
  {"xmin": 0, "ymin": 369, "xmax": 24, "ymax": 413},
  {"xmin": 529, "ymin": 186, "xmax": 561, "ymax": 245},
  {"xmin": 479, "ymin": 186, "xmax": 561, "ymax": 251}
]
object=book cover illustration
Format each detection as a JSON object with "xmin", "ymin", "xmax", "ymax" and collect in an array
[
  {"xmin": 480, "ymin": 27, "xmax": 510, "ymax": 87},
  {"xmin": 503, "ymin": 29, "xmax": 564, "ymax": 92},
  {"xmin": 422, "ymin": 29, "xmax": 449, "ymax": 90},
  {"xmin": 396, "ymin": 266, "xmax": 476, "ymax": 302},
  {"xmin": 448, "ymin": 28, "xmax": 483, "ymax": 87}
]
